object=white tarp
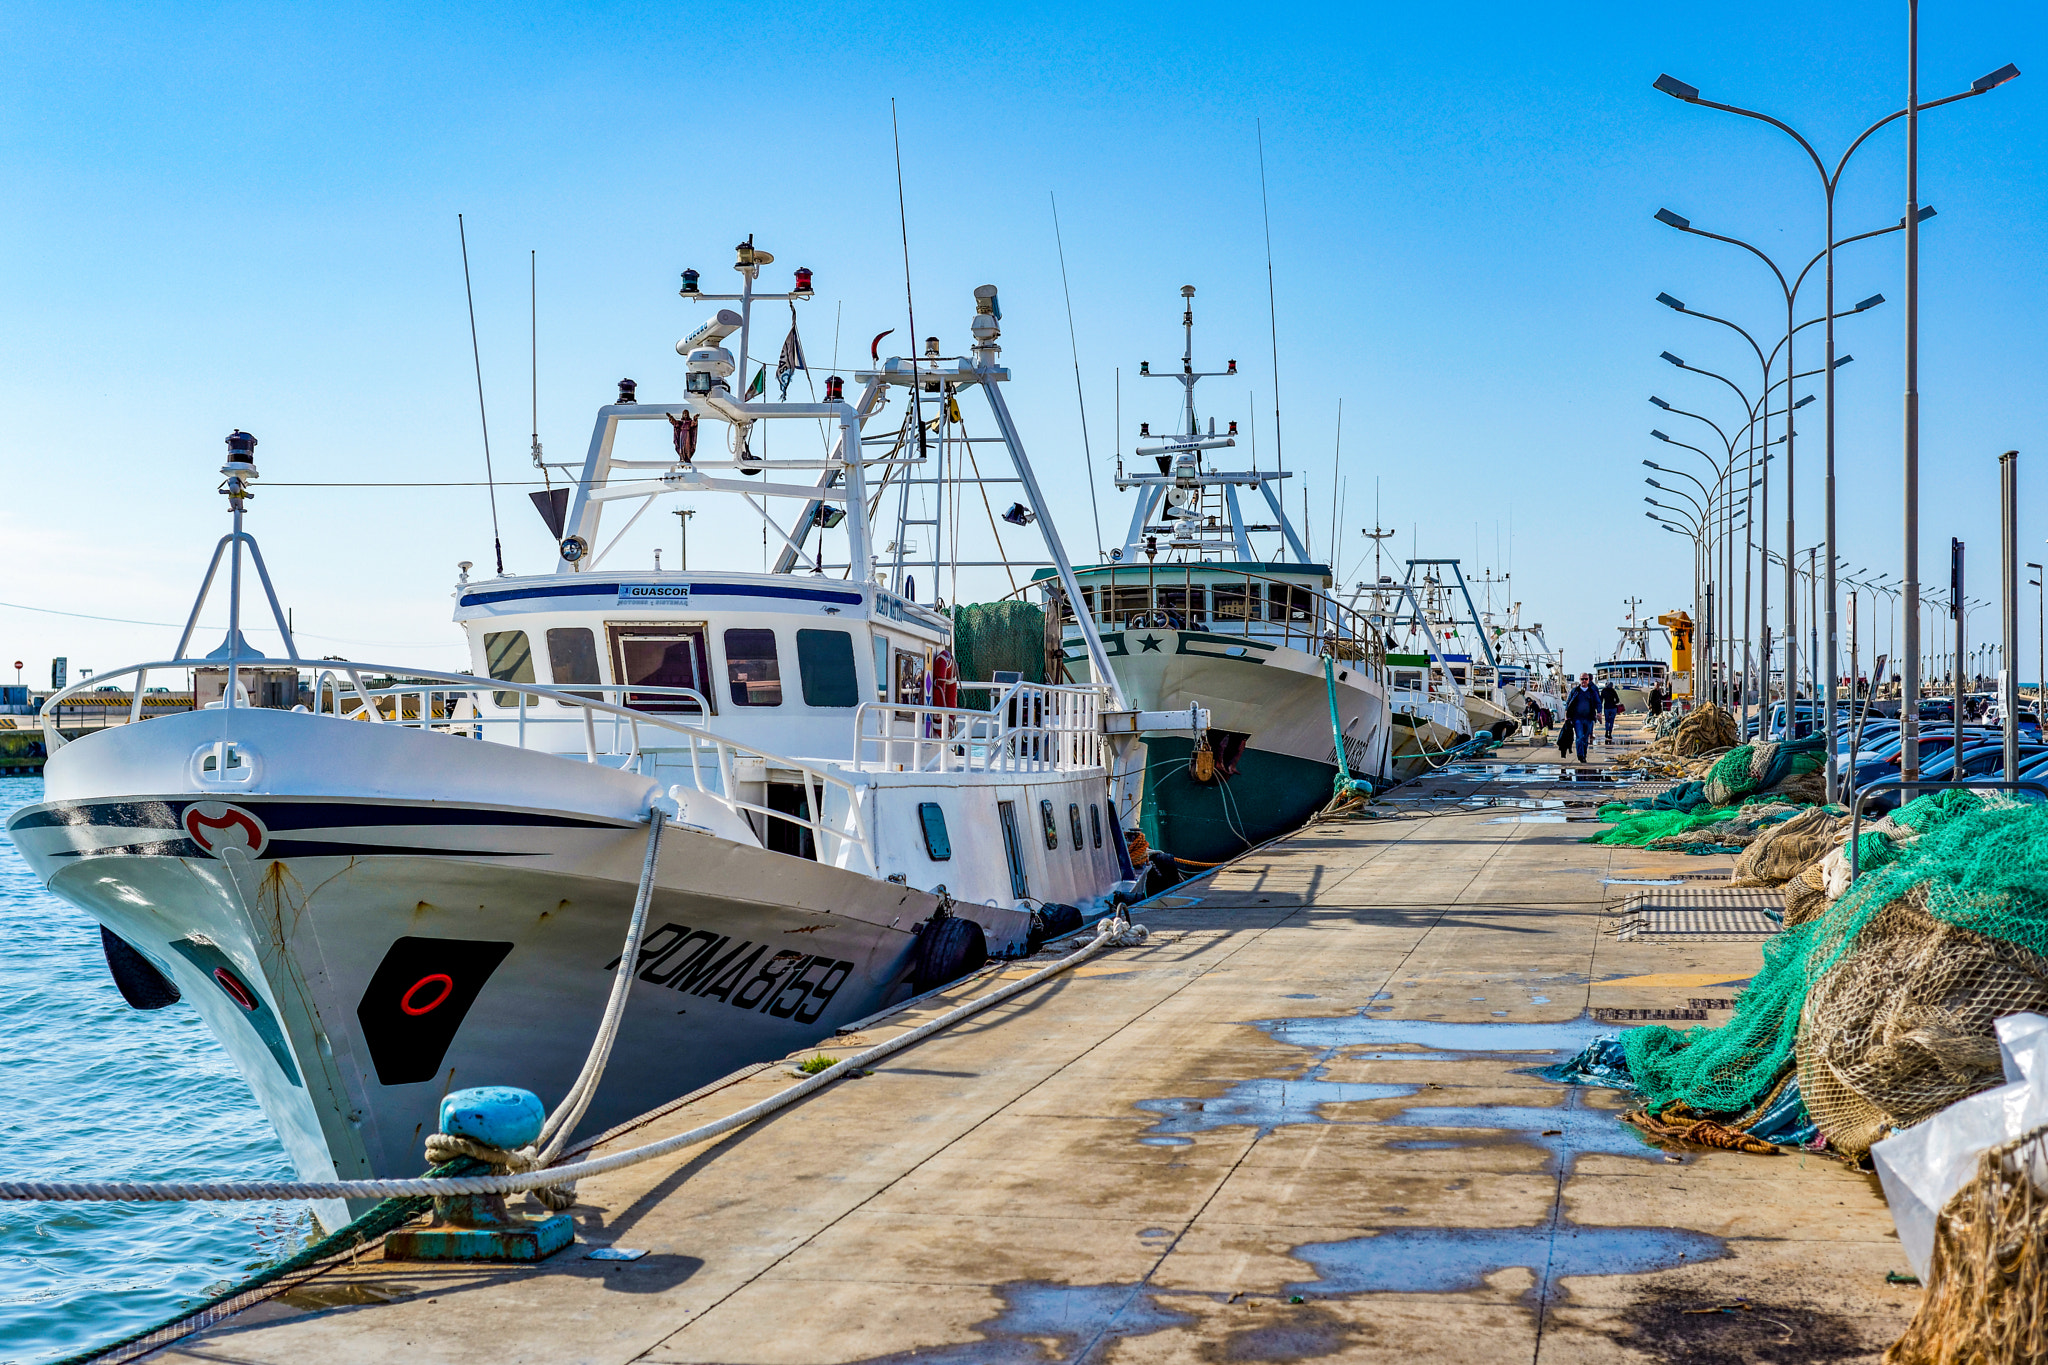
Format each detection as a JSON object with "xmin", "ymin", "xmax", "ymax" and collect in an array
[{"xmin": 1872, "ymin": 1012, "xmax": 2048, "ymax": 1280}]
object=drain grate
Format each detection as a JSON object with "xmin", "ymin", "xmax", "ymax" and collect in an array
[{"xmin": 1612, "ymin": 887, "xmax": 1783, "ymax": 941}]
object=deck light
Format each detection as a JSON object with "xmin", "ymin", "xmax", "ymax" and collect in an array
[
  {"xmin": 793, "ymin": 267, "xmax": 814, "ymax": 297},
  {"xmin": 812, "ymin": 505, "xmax": 845, "ymax": 529},
  {"xmin": 1002, "ymin": 502, "xmax": 1036, "ymax": 527},
  {"xmin": 224, "ymin": 430, "xmax": 257, "ymax": 466},
  {"xmin": 679, "ymin": 269, "xmax": 701, "ymax": 295},
  {"xmin": 824, "ymin": 375, "xmax": 844, "ymax": 403},
  {"xmin": 559, "ymin": 535, "xmax": 589, "ymax": 563},
  {"xmin": 1654, "ymin": 209, "xmax": 1691, "ymax": 231},
  {"xmin": 1660, "ymin": 352, "xmax": 1684, "ymax": 367},
  {"xmin": 617, "ymin": 379, "xmax": 638, "ymax": 405},
  {"xmin": 1655, "ymin": 293, "xmax": 1685, "ymax": 311},
  {"xmin": 1139, "ymin": 362, "xmax": 1150, "ymax": 375},
  {"xmin": 925, "ymin": 337, "xmax": 941, "ymax": 358},
  {"xmin": 687, "ymin": 371, "xmax": 713, "ymax": 395},
  {"xmin": 1653, "ymin": 73, "xmax": 1700, "ymax": 102}
]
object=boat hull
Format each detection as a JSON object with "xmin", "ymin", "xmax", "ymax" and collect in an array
[
  {"xmin": 5, "ymin": 708, "xmax": 1046, "ymax": 1209},
  {"xmin": 1067, "ymin": 628, "xmax": 1390, "ymax": 864}
]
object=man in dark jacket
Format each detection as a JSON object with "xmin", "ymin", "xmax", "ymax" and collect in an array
[
  {"xmin": 1564, "ymin": 673, "xmax": 1602, "ymax": 762},
  {"xmin": 1599, "ymin": 681, "xmax": 1623, "ymax": 742}
]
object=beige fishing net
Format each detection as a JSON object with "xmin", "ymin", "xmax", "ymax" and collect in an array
[
  {"xmin": 1887, "ymin": 1124, "xmax": 2048, "ymax": 1365},
  {"xmin": 1797, "ymin": 890, "xmax": 2048, "ymax": 1156},
  {"xmin": 1733, "ymin": 806, "xmax": 1842, "ymax": 887}
]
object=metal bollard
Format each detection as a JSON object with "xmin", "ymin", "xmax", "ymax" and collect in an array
[{"xmin": 385, "ymin": 1086, "xmax": 575, "ymax": 1262}]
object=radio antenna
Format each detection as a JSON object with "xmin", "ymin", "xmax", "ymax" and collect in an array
[
  {"xmin": 1050, "ymin": 192, "xmax": 1104, "ymax": 555},
  {"xmin": 458, "ymin": 213, "xmax": 504, "ymax": 575},
  {"xmin": 1257, "ymin": 119, "xmax": 1284, "ymax": 476},
  {"xmin": 890, "ymin": 99, "xmax": 925, "ymax": 480}
]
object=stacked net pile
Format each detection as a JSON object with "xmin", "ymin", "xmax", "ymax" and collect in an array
[
  {"xmin": 1609, "ymin": 703, "xmax": 1740, "ymax": 779},
  {"xmin": 1886, "ymin": 1124, "xmax": 2048, "ymax": 1365},
  {"xmin": 1702, "ymin": 736, "xmax": 1830, "ymax": 807},
  {"xmin": 1732, "ymin": 806, "xmax": 1844, "ymax": 887},
  {"xmin": 1623, "ymin": 791, "xmax": 2048, "ymax": 1154}
]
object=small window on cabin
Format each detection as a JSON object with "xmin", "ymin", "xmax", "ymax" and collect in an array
[
  {"xmin": 723, "ymin": 629, "xmax": 783, "ymax": 707},
  {"xmin": 484, "ymin": 631, "xmax": 535, "ymax": 708},
  {"xmin": 1108, "ymin": 586, "xmax": 1152, "ymax": 625},
  {"xmin": 546, "ymin": 628, "xmax": 601, "ymax": 704},
  {"xmin": 608, "ymin": 623, "xmax": 710, "ymax": 713},
  {"xmin": 1281, "ymin": 585, "xmax": 1316, "ymax": 623},
  {"xmin": 796, "ymin": 630, "xmax": 859, "ymax": 708},
  {"xmin": 1090, "ymin": 803, "xmax": 1103, "ymax": 849},
  {"xmin": 872, "ymin": 633, "xmax": 890, "ymax": 701},
  {"xmin": 918, "ymin": 802, "xmax": 952, "ymax": 861},
  {"xmin": 1039, "ymin": 799, "xmax": 1060, "ymax": 851},
  {"xmin": 1212, "ymin": 582, "xmax": 1259, "ymax": 622},
  {"xmin": 1157, "ymin": 586, "xmax": 1205, "ymax": 630},
  {"xmin": 1068, "ymin": 802, "xmax": 1084, "ymax": 850},
  {"xmin": 895, "ymin": 649, "xmax": 926, "ymax": 706}
]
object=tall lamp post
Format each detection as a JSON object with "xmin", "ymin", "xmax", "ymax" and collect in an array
[
  {"xmin": 1653, "ymin": 45, "xmax": 2017, "ymax": 792},
  {"xmin": 2028, "ymin": 560, "xmax": 2044, "ymax": 711}
]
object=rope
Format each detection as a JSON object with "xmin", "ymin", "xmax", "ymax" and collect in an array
[{"xmin": 0, "ymin": 911, "xmax": 1150, "ymax": 1205}]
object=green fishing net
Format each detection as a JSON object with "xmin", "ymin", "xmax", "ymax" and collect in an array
[{"xmin": 1621, "ymin": 790, "xmax": 2048, "ymax": 1128}]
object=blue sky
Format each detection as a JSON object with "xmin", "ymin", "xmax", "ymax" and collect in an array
[{"xmin": 1, "ymin": 1, "xmax": 2041, "ymax": 684}]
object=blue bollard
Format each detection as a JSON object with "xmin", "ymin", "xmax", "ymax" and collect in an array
[{"xmin": 384, "ymin": 1086, "xmax": 574, "ymax": 1263}]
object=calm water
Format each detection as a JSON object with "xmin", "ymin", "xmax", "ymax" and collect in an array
[{"xmin": 0, "ymin": 776, "xmax": 310, "ymax": 1365}]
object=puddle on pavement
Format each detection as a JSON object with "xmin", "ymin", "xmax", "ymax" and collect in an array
[
  {"xmin": 1284, "ymin": 1222, "xmax": 1727, "ymax": 1305},
  {"xmin": 1386, "ymin": 1102, "xmax": 1661, "ymax": 1173},
  {"xmin": 1602, "ymin": 877, "xmax": 1684, "ymax": 886},
  {"xmin": 1440, "ymin": 764, "xmax": 1635, "ymax": 784},
  {"xmin": 1262, "ymin": 1013, "xmax": 1609, "ymax": 1062},
  {"xmin": 1486, "ymin": 812, "xmax": 1570, "ymax": 823},
  {"xmin": 1458, "ymin": 795, "xmax": 1566, "ymax": 810},
  {"xmin": 839, "ymin": 1280, "xmax": 1194, "ymax": 1364},
  {"xmin": 1135, "ymin": 1074, "xmax": 1419, "ymax": 1139}
]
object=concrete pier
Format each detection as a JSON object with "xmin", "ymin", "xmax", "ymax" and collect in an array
[{"xmin": 150, "ymin": 738, "xmax": 1916, "ymax": 1363}]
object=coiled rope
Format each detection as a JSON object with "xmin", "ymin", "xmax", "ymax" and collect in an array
[{"xmin": 0, "ymin": 910, "xmax": 1149, "ymax": 1205}]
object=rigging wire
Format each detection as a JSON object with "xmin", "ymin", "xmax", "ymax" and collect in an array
[
  {"xmin": 1049, "ymin": 191, "xmax": 1105, "ymax": 556},
  {"xmin": 533, "ymin": 249, "xmax": 550, "ymax": 492},
  {"xmin": 457, "ymin": 214, "xmax": 505, "ymax": 575},
  {"xmin": 890, "ymin": 98, "xmax": 926, "ymax": 547}
]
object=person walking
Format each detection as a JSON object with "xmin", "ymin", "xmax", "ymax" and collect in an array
[
  {"xmin": 1564, "ymin": 672, "xmax": 1602, "ymax": 763},
  {"xmin": 1599, "ymin": 680, "xmax": 1623, "ymax": 743}
]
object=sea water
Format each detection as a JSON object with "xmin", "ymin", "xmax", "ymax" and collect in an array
[{"xmin": 0, "ymin": 776, "xmax": 309, "ymax": 1364}]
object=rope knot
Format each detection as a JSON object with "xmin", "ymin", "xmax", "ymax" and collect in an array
[{"xmin": 1094, "ymin": 914, "xmax": 1150, "ymax": 948}]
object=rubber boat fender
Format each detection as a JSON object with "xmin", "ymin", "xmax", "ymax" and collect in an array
[
  {"xmin": 101, "ymin": 927, "xmax": 181, "ymax": 1010},
  {"xmin": 1026, "ymin": 902, "xmax": 1084, "ymax": 953},
  {"xmin": 912, "ymin": 911, "xmax": 988, "ymax": 992}
]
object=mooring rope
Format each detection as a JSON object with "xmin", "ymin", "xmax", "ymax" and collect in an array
[{"xmin": 0, "ymin": 912, "xmax": 1150, "ymax": 1205}]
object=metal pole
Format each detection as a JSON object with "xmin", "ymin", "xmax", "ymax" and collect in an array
[
  {"xmin": 1783, "ymin": 292, "xmax": 1798, "ymax": 734},
  {"xmin": 1823, "ymin": 170, "xmax": 1841, "ymax": 793},
  {"xmin": 2002, "ymin": 451, "xmax": 2020, "ymax": 776},
  {"xmin": 1953, "ymin": 539, "xmax": 1965, "ymax": 764},
  {"xmin": 1901, "ymin": 0, "xmax": 1923, "ymax": 781},
  {"xmin": 2031, "ymin": 560, "xmax": 2044, "ymax": 719}
]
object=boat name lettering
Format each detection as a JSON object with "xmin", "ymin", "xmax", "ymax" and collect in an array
[
  {"xmin": 612, "ymin": 921, "xmax": 851, "ymax": 1024},
  {"xmin": 618, "ymin": 584, "xmax": 691, "ymax": 605}
]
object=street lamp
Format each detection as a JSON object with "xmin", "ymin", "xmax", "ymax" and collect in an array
[
  {"xmin": 2029, "ymin": 561, "xmax": 2044, "ymax": 712},
  {"xmin": 1656, "ymin": 43, "xmax": 2018, "ymax": 786}
]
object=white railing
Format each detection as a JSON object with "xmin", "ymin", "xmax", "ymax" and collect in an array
[
  {"xmin": 43, "ymin": 658, "xmax": 876, "ymax": 874},
  {"xmin": 854, "ymin": 680, "xmax": 1108, "ymax": 775}
]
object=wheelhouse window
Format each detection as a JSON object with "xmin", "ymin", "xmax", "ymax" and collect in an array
[
  {"xmin": 1212, "ymin": 582, "xmax": 1261, "ymax": 623},
  {"xmin": 607, "ymin": 623, "xmax": 711, "ymax": 713},
  {"xmin": 796, "ymin": 629, "xmax": 859, "ymax": 707},
  {"xmin": 1107, "ymin": 585, "xmax": 1152, "ymax": 626},
  {"xmin": 723, "ymin": 628, "xmax": 783, "ymax": 707},
  {"xmin": 483, "ymin": 630, "xmax": 534, "ymax": 708},
  {"xmin": 1156, "ymin": 586, "xmax": 1206, "ymax": 630},
  {"xmin": 1276, "ymin": 584, "xmax": 1316, "ymax": 623},
  {"xmin": 546, "ymin": 628, "xmax": 601, "ymax": 704}
]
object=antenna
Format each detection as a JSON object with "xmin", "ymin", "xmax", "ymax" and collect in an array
[
  {"xmin": 890, "ymin": 99, "xmax": 926, "ymax": 484},
  {"xmin": 1050, "ymin": 192, "xmax": 1105, "ymax": 554},
  {"xmin": 1257, "ymin": 119, "xmax": 1284, "ymax": 475},
  {"xmin": 457, "ymin": 213, "xmax": 505, "ymax": 576},
  {"xmin": 530, "ymin": 249, "xmax": 542, "ymax": 471},
  {"xmin": 1114, "ymin": 367, "xmax": 1122, "ymax": 479},
  {"xmin": 1328, "ymin": 398, "xmax": 1341, "ymax": 567}
]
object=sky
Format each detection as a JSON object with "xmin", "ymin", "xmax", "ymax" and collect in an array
[{"xmin": 2, "ymin": 0, "xmax": 2043, "ymax": 688}]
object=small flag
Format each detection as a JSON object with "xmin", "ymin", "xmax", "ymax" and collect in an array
[
  {"xmin": 776, "ymin": 312, "xmax": 807, "ymax": 400},
  {"xmin": 746, "ymin": 366, "xmax": 766, "ymax": 398}
]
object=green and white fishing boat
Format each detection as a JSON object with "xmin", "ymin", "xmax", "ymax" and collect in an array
[{"xmin": 1040, "ymin": 287, "xmax": 1392, "ymax": 866}]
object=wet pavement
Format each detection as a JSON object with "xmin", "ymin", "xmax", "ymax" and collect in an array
[{"xmin": 155, "ymin": 733, "xmax": 1917, "ymax": 1363}]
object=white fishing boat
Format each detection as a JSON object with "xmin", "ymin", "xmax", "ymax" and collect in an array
[
  {"xmin": 7, "ymin": 248, "xmax": 1149, "ymax": 1212},
  {"xmin": 1594, "ymin": 598, "xmax": 1672, "ymax": 711},
  {"xmin": 1356, "ymin": 559, "xmax": 1517, "ymax": 772},
  {"xmin": 1043, "ymin": 287, "xmax": 1392, "ymax": 864}
]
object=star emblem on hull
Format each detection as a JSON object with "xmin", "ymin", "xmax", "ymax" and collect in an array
[{"xmin": 1139, "ymin": 635, "xmax": 1163, "ymax": 652}]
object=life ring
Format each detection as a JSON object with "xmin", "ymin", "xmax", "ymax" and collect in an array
[{"xmin": 930, "ymin": 648, "xmax": 958, "ymax": 709}]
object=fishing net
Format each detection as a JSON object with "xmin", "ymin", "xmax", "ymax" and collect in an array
[
  {"xmin": 1885, "ymin": 1124, "xmax": 2048, "ymax": 1365},
  {"xmin": 1798, "ymin": 891, "xmax": 2048, "ymax": 1155},
  {"xmin": 1732, "ymin": 806, "xmax": 1843, "ymax": 887},
  {"xmin": 1607, "ymin": 704, "xmax": 1740, "ymax": 779},
  {"xmin": 1622, "ymin": 792, "xmax": 2048, "ymax": 1150},
  {"xmin": 946, "ymin": 601, "xmax": 1046, "ymax": 707},
  {"xmin": 1702, "ymin": 735, "xmax": 1829, "ymax": 807}
]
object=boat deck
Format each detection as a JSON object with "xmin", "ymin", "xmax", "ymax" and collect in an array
[{"xmin": 147, "ymin": 730, "xmax": 1915, "ymax": 1364}]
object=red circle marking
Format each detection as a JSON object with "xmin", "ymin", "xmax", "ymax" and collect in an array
[
  {"xmin": 213, "ymin": 968, "xmax": 258, "ymax": 1010},
  {"xmin": 400, "ymin": 974, "xmax": 455, "ymax": 1016}
]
